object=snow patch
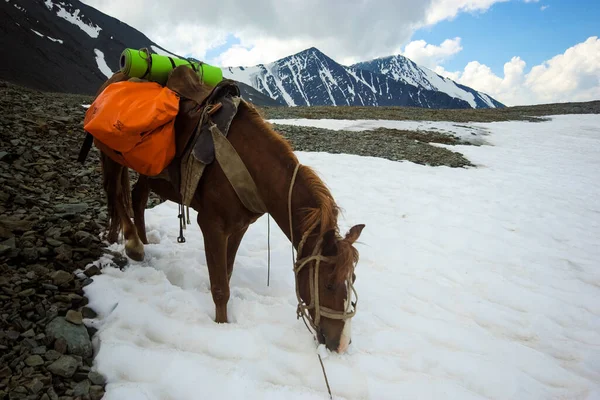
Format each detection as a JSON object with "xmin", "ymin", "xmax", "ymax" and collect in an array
[
  {"xmin": 94, "ymin": 49, "xmax": 113, "ymax": 79},
  {"xmin": 47, "ymin": 36, "xmax": 63, "ymax": 44},
  {"xmin": 30, "ymin": 28, "xmax": 64, "ymax": 44},
  {"xmin": 85, "ymin": 114, "xmax": 600, "ymax": 399},
  {"xmin": 268, "ymin": 118, "xmax": 492, "ymax": 143},
  {"xmin": 50, "ymin": 2, "xmax": 102, "ymax": 38},
  {"xmin": 479, "ymin": 92, "xmax": 497, "ymax": 108}
]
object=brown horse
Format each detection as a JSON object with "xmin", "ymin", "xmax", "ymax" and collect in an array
[{"xmin": 96, "ymin": 75, "xmax": 365, "ymax": 353}]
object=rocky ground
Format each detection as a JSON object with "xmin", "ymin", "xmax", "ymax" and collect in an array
[
  {"xmin": 273, "ymin": 125, "xmax": 474, "ymax": 168},
  {"xmin": 1, "ymin": 80, "xmax": 597, "ymax": 400},
  {"xmin": 262, "ymin": 100, "xmax": 600, "ymax": 122},
  {"xmin": 0, "ymin": 81, "xmax": 130, "ymax": 400}
]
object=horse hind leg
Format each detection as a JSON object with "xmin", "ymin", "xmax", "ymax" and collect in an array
[
  {"xmin": 132, "ymin": 175, "xmax": 150, "ymax": 245},
  {"xmin": 102, "ymin": 153, "xmax": 145, "ymax": 261},
  {"xmin": 118, "ymin": 168, "xmax": 145, "ymax": 261}
]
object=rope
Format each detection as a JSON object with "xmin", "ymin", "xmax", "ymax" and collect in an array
[
  {"xmin": 287, "ymin": 163, "xmax": 333, "ymax": 400},
  {"xmin": 318, "ymin": 354, "xmax": 333, "ymax": 400},
  {"xmin": 267, "ymin": 214, "xmax": 271, "ymax": 287},
  {"xmin": 288, "ymin": 163, "xmax": 301, "ymax": 263}
]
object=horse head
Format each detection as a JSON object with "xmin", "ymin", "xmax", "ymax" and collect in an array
[{"xmin": 295, "ymin": 224, "xmax": 365, "ymax": 353}]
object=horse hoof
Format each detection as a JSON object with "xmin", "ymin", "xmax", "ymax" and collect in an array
[{"xmin": 125, "ymin": 247, "xmax": 145, "ymax": 262}]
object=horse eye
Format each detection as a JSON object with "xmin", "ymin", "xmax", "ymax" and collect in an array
[{"xmin": 326, "ymin": 282, "xmax": 334, "ymax": 291}]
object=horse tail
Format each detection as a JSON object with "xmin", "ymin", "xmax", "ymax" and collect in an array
[{"xmin": 100, "ymin": 152, "xmax": 132, "ymax": 243}]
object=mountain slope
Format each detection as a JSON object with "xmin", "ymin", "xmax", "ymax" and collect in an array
[
  {"xmin": 353, "ymin": 55, "xmax": 504, "ymax": 108},
  {"xmin": 0, "ymin": 0, "xmax": 281, "ymax": 105},
  {"xmin": 223, "ymin": 47, "xmax": 478, "ymax": 109}
]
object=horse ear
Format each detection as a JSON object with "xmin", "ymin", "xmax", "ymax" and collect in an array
[
  {"xmin": 344, "ymin": 224, "xmax": 365, "ymax": 244},
  {"xmin": 322, "ymin": 229, "xmax": 338, "ymax": 256}
]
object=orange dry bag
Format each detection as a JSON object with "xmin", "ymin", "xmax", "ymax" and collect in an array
[{"xmin": 83, "ymin": 81, "xmax": 180, "ymax": 176}]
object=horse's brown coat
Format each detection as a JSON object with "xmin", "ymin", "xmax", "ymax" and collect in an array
[{"xmin": 96, "ymin": 73, "xmax": 365, "ymax": 352}]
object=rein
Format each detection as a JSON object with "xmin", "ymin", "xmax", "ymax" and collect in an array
[
  {"xmin": 287, "ymin": 163, "xmax": 358, "ymax": 399},
  {"xmin": 288, "ymin": 163, "xmax": 358, "ymax": 333}
]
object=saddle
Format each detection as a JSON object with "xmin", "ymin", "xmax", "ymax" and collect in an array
[
  {"xmin": 78, "ymin": 65, "xmax": 265, "ymax": 242},
  {"xmin": 162, "ymin": 67, "xmax": 242, "ymax": 206}
]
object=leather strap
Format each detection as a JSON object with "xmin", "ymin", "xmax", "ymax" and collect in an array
[{"xmin": 209, "ymin": 122, "xmax": 267, "ymax": 214}]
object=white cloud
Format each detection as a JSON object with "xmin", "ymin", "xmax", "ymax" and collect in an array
[
  {"xmin": 424, "ymin": 0, "xmax": 509, "ymax": 25},
  {"xmin": 81, "ymin": 0, "xmax": 515, "ymax": 67},
  {"xmin": 213, "ymin": 36, "xmax": 315, "ymax": 67},
  {"xmin": 402, "ymin": 38, "xmax": 463, "ymax": 70},
  {"xmin": 434, "ymin": 66, "xmax": 462, "ymax": 81},
  {"xmin": 441, "ymin": 36, "xmax": 600, "ymax": 106},
  {"xmin": 541, "ymin": 5, "xmax": 549, "ymax": 10}
]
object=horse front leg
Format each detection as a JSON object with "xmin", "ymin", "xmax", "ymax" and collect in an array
[
  {"xmin": 198, "ymin": 214, "xmax": 230, "ymax": 323},
  {"xmin": 132, "ymin": 175, "xmax": 150, "ymax": 245}
]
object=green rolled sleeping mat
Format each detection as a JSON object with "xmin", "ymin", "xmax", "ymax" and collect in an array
[{"xmin": 119, "ymin": 48, "xmax": 223, "ymax": 87}]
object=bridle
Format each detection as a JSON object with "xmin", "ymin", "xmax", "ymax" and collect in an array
[{"xmin": 287, "ymin": 163, "xmax": 358, "ymax": 335}]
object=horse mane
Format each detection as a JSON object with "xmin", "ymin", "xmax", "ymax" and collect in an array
[{"xmin": 240, "ymin": 101, "xmax": 357, "ymax": 283}]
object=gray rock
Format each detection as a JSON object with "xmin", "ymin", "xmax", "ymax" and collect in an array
[
  {"xmin": 41, "ymin": 171, "xmax": 58, "ymax": 180},
  {"xmin": 0, "ymin": 244, "xmax": 11, "ymax": 256},
  {"xmin": 18, "ymin": 288, "xmax": 35, "ymax": 297},
  {"xmin": 1, "ymin": 236, "xmax": 16, "ymax": 249},
  {"xmin": 21, "ymin": 329, "xmax": 35, "ymax": 338},
  {"xmin": 83, "ymin": 265, "xmax": 100, "ymax": 277},
  {"xmin": 9, "ymin": 388, "xmax": 27, "ymax": 399},
  {"xmin": 0, "ymin": 366, "xmax": 12, "ymax": 377},
  {"xmin": 45, "ymin": 317, "xmax": 92, "ymax": 358},
  {"xmin": 89, "ymin": 385, "xmax": 105, "ymax": 400},
  {"xmin": 0, "ymin": 218, "xmax": 34, "ymax": 232},
  {"xmin": 65, "ymin": 310, "xmax": 82, "ymax": 325},
  {"xmin": 0, "ymin": 225, "xmax": 13, "ymax": 239},
  {"xmin": 26, "ymin": 378, "xmax": 44, "ymax": 394},
  {"xmin": 24, "ymin": 355, "xmax": 44, "ymax": 367},
  {"xmin": 45, "ymin": 237, "xmax": 63, "ymax": 247},
  {"xmin": 47, "ymin": 387, "xmax": 59, "ymax": 400},
  {"xmin": 81, "ymin": 307, "xmax": 97, "ymax": 319},
  {"xmin": 88, "ymin": 371, "xmax": 106, "ymax": 386},
  {"xmin": 21, "ymin": 247, "xmax": 39, "ymax": 262},
  {"xmin": 14, "ymin": 195, "xmax": 26, "ymax": 205},
  {"xmin": 47, "ymin": 355, "xmax": 78, "ymax": 378},
  {"xmin": 54, "ymin": 244, "xmax": 73, "ymax": 261},
  {"xmin": 73, "ymin": 379, "xmax": 90, "ymax": 397},
  {"xmin": 51, "ymin": 270, "xmax": 73, "ymax": 286},
  {"xmin": 44, "ymin": 350, "xmax": 62, "ymax": 361},
  {"xmin": 74, "ymin": 231, "xmax": 98, "ymax": 246},
  {"xmin": 54, "ymin": 203, "xmax": 88, "ymax": 214},
  {"xmin": 6, "ymin": 330, "xmax": 20, "ymax": 340}
]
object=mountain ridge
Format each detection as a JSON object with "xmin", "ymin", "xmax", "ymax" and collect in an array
[
  {"xmin": 223, "ymin": 47, "xmax": 504, "ymax": 108},
  {"xmin": 0, "ymin": 0, "xmax": 281, "ymax": 106}
]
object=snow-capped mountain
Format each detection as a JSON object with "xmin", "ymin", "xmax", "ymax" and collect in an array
[
  {"xmin": 224, "ymin": 48, "xmax": 504, "ymax": 108},
  {"xmin": 0, "ymin": 0, "xmax": 282, "ymax": 106},
  {"xmin": 353, "ymin": 55, "xmax": 503, "ymax": 109}
]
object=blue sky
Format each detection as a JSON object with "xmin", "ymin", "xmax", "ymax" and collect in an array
[{"xmin": 413, "ymin": 0, "xmax": 600, "ymax": 76}]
